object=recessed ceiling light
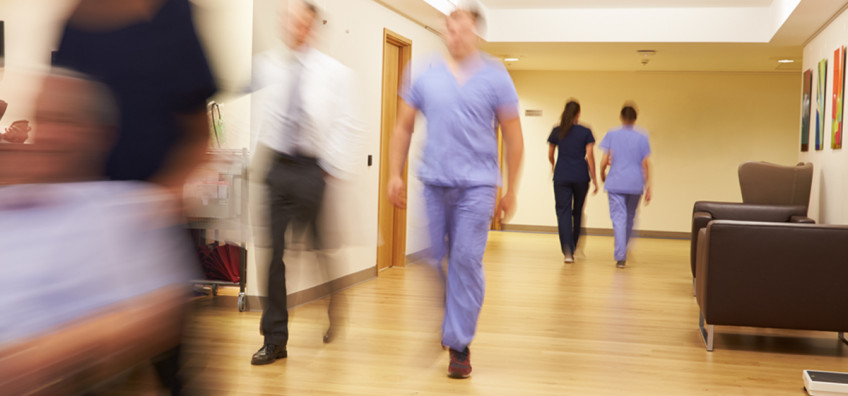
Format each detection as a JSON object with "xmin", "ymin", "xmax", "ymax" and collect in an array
[
  {"xmin": 504, "ymin": 58, "xmax": 520, "ymax": 62},
  {"xmin": 777, "ymin": 59, "xmax": 795, "ymax": 63}
]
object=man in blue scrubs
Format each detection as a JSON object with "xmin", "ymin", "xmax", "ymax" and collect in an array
[{"xmin": 387, "ymin": 2, "xmax": 524, "ymax": 379}]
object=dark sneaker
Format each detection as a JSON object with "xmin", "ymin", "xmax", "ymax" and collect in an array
[
  {"xmin": 251, "ymin": 344, "xmax": 287, "ymax": 365},
  {"xmin": 616, "ymin": 260, "xmax": 626, "ymax": 268},
  {"xmin": 448, "ymin": 347, "xmax": 471, "ymax": 379}
]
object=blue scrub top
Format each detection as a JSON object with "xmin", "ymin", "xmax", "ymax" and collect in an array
[
  {"xmin": 548, "ymin": 124, "xmax": 595, "ymax": 182},
  {"xmin": 599, "ymin": 126, "xmax": 651, "ymax": 194},
  {"xmin": 402, "ymin": 54, "xmax": 519, "ymax": 187}
]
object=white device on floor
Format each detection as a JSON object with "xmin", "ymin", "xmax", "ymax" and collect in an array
[{"xmin": 804, "ymin": 370, "xmax": 848, "ymax": 395}]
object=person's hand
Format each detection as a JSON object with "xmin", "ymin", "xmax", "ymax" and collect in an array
[
  {"xmin": 600, "ymin": 171, "xmax": 606, "ymax": 183},
  {"xmin": 497, "ymin": 190, "xmax": 517, "ymax": 222},
  {"xmin": 644, "ymin": 186, "xmax": 652, "ymax": 206},
  {"xmin": 387, "ymin": 176, "xmax": 406, "ymax": 209},
  {"xmin": 592, "ymin": 180, "xmax": 599, "ymax": 195}
]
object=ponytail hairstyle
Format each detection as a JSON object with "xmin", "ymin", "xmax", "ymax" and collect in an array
[{"xmin": 557, "ymin": 100, "xmax": 581, "ymax": 139}]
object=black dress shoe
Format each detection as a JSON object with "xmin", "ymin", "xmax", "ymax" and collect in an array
[
  {"xmin": 323, "ymin": 327, "xmax": 334, "ymax": 344},
  {"xmin": 251, "ymin": 344, "xmax": 287, "ymax": 365}
]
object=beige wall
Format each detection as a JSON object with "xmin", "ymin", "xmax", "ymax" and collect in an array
[
  {"xmin": 800, "ymin": 7, "xmax": 848, "ymax": 225},
  {"xmin": 508, "ymin": 70, "xmax": 800, "ymax": 233}
]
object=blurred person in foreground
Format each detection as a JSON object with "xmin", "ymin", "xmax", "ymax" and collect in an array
[
  {"xmin": 599, "ymin": 104, "xmax": 652, "ymax": 269},
  {"xmin": 387, "ymin": 1, "xmax": 524, "ymax": 379},
  {"xmin": 0, "ymin": 71, "xmax": 196, "ymax": 396},
  {"xmin": 249, "ymin": 0, "xmax": 363, "ymax": 365},
  {"xmin": 54, "ymin": 0, "xmax": 216, "ymax": 192},
  {"xmin": 54, "ymin": 0, "xmax": 217, "ymax": 392}
]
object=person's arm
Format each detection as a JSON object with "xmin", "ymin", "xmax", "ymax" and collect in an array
[
  {"xmin": 642, "ymin": 156, "xmax": 652, "ymax": 205},
  {"xmin": 498, "ymin": 115, "xmax": 524, "ymax": 222},
  {"xmin": 586, "ymin": 142, "xmax": 598, "ymax": 194},
  {"xmin": 548, "ymin": 143, "xmax": 556, "ymax": 173},
  {"xmin": 320, "ymin": 68, "xmax": 364, "ymax": 180},
  {"xmin": 387, "ymin": 100, "xmax": 417, "ymax": 209},
  {"xmin": 149, "ymin": 110, "xmax": 210, "ymax": 193},
  {"xmin": 600, "ymin": 151, "xmax": 610, "ymax": 183}
]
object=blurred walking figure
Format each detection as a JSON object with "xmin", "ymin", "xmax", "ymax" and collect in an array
[
  {"xmin": 55, "ymin": 0, "xmax": 217, "ymax": 191},
  {"xmin": 388, "ymin": 1, "xmax": 524, "ymax": 379},
  {"xmin": 599, "ymin": 104, "xmax": 652, "ymax": 268},
  {"xmin": 250, "ymin": 0, "xmax": 362, "ymax": 365},
  {"xmin": 547, "ymin": 100, "xmax": 598, "ymax": 263},
  {"xmin": 54, "ymin": 1, "xmax": 218, "ymax": 392},
  {"xmin": 0, "ymin": 71, "xmax": 195, "ymax": 396}
]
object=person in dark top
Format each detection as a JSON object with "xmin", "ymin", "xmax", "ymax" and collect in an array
[
  {"xmin": 53, "ymin": 1, "xmax": 217, "ymax": 394},
  {"xmin": 547, "ymin": 100, "xmax": 598, "ymax": 263},
  {"xmin": 55, "ymin": 0, "xmax": 217, "ymax": 189}
]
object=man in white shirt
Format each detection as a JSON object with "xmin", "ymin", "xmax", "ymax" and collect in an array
[{"xmin": 250, "ymin": 0, "xmax": 361, "ymax": 365}]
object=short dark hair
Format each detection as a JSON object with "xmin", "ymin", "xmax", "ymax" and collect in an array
[
  {"xmin": 621, "ymin": 105, "xmax": 638, "ymax": 122},
  {"xmin": 301, "ymin": 0, "xmax": 318, "ymax": 14},
  {"xmin": 451, "ymin": 1, "xmax": 486, "ymax": 34},
  {"xmin": 297, "ymin": 0, "xmax": 320, "ymax": 23}
]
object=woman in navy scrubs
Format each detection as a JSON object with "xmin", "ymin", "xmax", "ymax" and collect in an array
[{"xmin": 548, "ymin": 100, "xmax": 598, "ymax": 263}]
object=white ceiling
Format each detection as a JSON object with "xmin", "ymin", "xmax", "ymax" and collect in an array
[
  {"xmin": 374, "ymin": 0, "xmax": 848, "ymax": 71},
  {"xmin": 480, "ymin": 0, "xmax": 775, "ymax": 9},
  {"xmin": 482, "ymin": 42, "xmax": 802, "ymax": 72}
]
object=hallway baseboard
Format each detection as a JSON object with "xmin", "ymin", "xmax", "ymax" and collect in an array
[{"xmin": 500, "ymin": 224, "xmax": 689, "ymax": 240}]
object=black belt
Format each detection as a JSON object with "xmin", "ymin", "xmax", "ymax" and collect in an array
[{"xmin": 272, "ymin": 151, "xmax": 318, "ymax": 166}]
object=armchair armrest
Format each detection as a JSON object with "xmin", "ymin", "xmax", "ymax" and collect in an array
[
  {"xmin": 690, "ymin": 211, "xmax": 714, "ymax": 277},
  {"xmin": 790, "ymin": 215, "xmax": 815, "ymax": 224}
]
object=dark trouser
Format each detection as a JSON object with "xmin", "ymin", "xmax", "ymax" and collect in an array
[
  {"xmin": 553, "ymin": 181, "xmax": 589, "ymax": 255},
  {"xmin": 261, "ymin": 152, "xmax": 326, "ymax": 346}
]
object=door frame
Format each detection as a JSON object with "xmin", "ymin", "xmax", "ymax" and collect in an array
[{"xmin": 377, "ymin": 29, "xmax": 412, "ymax": 272}]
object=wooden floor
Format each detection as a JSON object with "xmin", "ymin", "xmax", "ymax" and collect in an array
[{"xmin": 107, "ymin": 232, "xmax": 848, "ymax": 395}]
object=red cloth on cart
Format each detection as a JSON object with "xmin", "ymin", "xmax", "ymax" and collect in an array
[{"xmin": 196, "ymin": 243, "xmax": 240, "ymax": 283}]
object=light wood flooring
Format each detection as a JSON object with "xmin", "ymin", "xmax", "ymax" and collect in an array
[{"xmin": 106, "ymin": 232, "xmax": 848, "ymax": 395}]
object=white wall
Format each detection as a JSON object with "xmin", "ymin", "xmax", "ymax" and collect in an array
[
  {"xmin": 508, "ymin": 70, "xmax": 800, "ymax": 233},
  {"xmin": 800, "ymin": 7, "xmax": 848, "ymax": 224}
]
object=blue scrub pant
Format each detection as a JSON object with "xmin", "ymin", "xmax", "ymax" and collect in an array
[
  {"xmin": 424, "ymin": 184, "xmax": 496, "ymax": 351},
  {"xmin": 608, "ymin": 192, "xmax": 641, "ymax": 261}
]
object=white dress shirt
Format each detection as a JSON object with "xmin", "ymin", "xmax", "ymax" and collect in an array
[{"xmin": 252, "ymin": 45, "xmax": 363, "ymax": 180}]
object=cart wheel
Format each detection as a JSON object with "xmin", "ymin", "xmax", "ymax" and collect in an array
[
  {"xmin": 212, "ymin": 284, "xmax": 218, "ymax": 296},
  {"xmin": 238, "ymin": 294, "xmax": 246, "ymax": 312}
]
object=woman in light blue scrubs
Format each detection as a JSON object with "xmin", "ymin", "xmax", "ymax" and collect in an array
[{"xmin": 599, "ymin": 105, "xmax": 652, "ymax": 268}]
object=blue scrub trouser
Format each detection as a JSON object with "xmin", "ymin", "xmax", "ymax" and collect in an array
[
  {"xmin": 424, "ymin": 184, "xmax": 497, "ymax": 351},
  {"xmin": 608, "ymin": 192, "xmax": 641, "ymax": 261}
]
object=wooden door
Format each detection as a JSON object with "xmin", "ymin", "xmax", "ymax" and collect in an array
[{"xmin": 377, "ymin": 29, "xmax": 412, "ymax": 271}]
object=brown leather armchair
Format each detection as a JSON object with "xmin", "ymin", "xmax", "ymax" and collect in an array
[
  {"xmin": 690, "ymin": 202, "xmax": 813, "ymax": 279},
  {"xmin": 738, "ymin": 161, "xmax": 813, "ymax": 209},
  {"xmin": 695, "ymin": 220, "xmax": 848, "ymax": 351}
]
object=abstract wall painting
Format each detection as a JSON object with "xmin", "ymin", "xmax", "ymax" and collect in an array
[
  {"xmin": 817, "ymin": 58, "xmax": 828, "ymax": 151},
  {"xmin": 833, "ymin": 46, "xmax": 845, "ymax": 149},
  {"xmin": 802, "ymin": 69, "xmax": 812, "ymax": 152}
]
